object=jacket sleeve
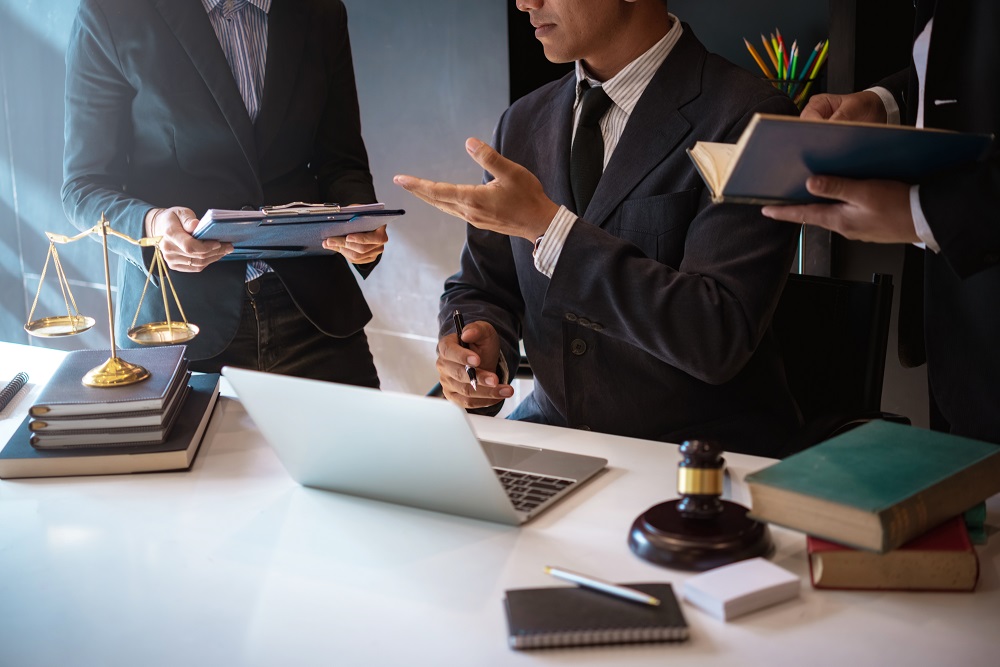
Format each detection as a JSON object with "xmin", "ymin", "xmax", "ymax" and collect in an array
[{"xmin": 61, "ymin": 0, "xmax": 150, "ymax": 269}]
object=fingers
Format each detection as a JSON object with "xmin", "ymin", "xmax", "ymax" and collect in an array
[
  {"xmin": 150, "ymin": 207, "xmax": 231, "ymax": 272},
  {"xmin": 323, "ymin": 225, "xmax": 388, "ymax": 264},
  {"xmin": 799, "ymin": 94, "xmax": 838, "ymax": 121},
  {"xmin": 465, "ymin": 137, "xmax": 512, "ymax": 177},
  {"xmin": 435, "ymin": 333, "xmax": 512, "ymax": 409}
]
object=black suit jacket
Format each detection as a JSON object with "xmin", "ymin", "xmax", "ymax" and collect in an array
[
  {"xmin": 441, "ymin": 28, "xmax": 802, "ymax": 457},
  {"xmin": 882, "ymin": 0, "xmax": 1000, "ymax": 442},
  {"xmin": 62, "ymin": 0, "xmax": 377, "ymax": 360}
]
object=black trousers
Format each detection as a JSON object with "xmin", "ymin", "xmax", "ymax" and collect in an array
[{"xmin": 189, "ymin": 272, "xmax": 380, "ymax": 388}]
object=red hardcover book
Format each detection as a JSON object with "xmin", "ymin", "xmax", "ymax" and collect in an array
[{"xmin": 807, "ymin": 516, "xmax": 979, "ymax": 592}]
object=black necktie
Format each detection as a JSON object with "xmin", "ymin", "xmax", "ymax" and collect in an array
[{"xmin": 570, "ymin": 83, "xmax": 614, "ymax": 215}]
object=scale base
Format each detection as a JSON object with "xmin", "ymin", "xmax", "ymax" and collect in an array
[
  {"xmin": 83, "ymin": 356, "xmax": 151, "ymax": 387},
  {"xmin": 628, "ymin": 499, "xmax": 774, "ymax": 571}
]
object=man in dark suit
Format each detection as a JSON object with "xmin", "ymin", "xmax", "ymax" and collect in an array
[
  {"xmin": 762, "ymin": 1, "xmax": 1000, "ymax": 444},
  {"xmin": 396, "ymin": 0, "xmax": 802, "ymax": 456},
  {"xmin": 62, "ymin": 0, "xmax": 385, "ymax": 385}
]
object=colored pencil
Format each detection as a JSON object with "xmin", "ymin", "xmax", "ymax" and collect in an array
[
  {"xmin": 790, "ymin": 41, "xmax": 823, "ymax": 98},
  {"xmin": 761, "ymin": 34, "xmax": 779, "ymax": 73},
  {"xmin": 744, "ymin": 38, "xmax": 775, "ymax": 79},
  {"xmin": 795, "ymin": 39, "xmax": 829, "ymax": 106}
]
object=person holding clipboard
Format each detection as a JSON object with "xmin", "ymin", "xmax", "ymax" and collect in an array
[
  {"xmin": 761, "ymin": 1, "xmax": 1000, "ymax": 444},
  {"xmin": 62, "ymin": 0, "xmax": 385, "ymax": 386}
]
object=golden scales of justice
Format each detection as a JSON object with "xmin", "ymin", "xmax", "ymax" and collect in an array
[{"xmin": 24, "ymin": 213, "xmax": 199, "ymax": 388}]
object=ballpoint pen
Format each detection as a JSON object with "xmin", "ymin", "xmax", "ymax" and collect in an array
[
  {"xmin": 452, "ymin": 309, "xmax": 478, "ymax": 391},
  {"xmin": 544, "ymin": 566, "xmax": 661, "ymax": 607}
]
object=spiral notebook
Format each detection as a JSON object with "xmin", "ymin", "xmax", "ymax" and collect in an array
[{"xmin": 503, "ymin": 583, "xmax": 688, "ymax": 650}]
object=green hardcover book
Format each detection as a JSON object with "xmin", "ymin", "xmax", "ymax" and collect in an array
[{"xmin": 744, "ymin": 421, "xmax": 1000, "ymax": 553}]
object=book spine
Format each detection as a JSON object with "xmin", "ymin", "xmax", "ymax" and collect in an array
[{"xmin": 881, "ymin": 452, "xmax": 1000, "ymax": 551}]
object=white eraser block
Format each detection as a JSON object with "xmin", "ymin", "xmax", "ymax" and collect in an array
[{"xmin": 681, "ymin": 557, "xmax": 800, "ymax": 621}]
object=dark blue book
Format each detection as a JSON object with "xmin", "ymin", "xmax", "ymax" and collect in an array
[
  {"xmin": 0, "ymin": 374, "xmax": 220, "ymax": 479},
  {"xmin": 687, "ymin": 113, "xmax": 994, "ymax": 205},
  {"xmin": 29, "ymin": 346, "xmax": 188, "ymax": 418}
]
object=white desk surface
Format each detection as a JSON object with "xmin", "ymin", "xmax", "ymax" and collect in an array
[{"xmin": 1, "ymin": 342, "xmax": 998, "ymax": 667}]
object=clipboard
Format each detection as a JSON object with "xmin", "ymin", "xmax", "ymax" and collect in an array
[{"xmin": 191, "ymin": 203, "xmax": 405, "ymax": 260}]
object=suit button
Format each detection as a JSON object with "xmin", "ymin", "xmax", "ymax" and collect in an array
[
  {"xmin": 591, "ymin": 322, "xmax": 603, "ymax": 332},
  {"xmin": 578, "ymin": 317, "xmax": 591, "ymax": 327},
  {"xmin": 579, "ymin": 424, "xmax": 591, "ymax": 431},
  {"xmin": 570, "ymin": 339, "xmax": 587, "ymax": 355},
  {"xmin": 565, "ymin": 313, "xmax": 578, "ymax": 322}
]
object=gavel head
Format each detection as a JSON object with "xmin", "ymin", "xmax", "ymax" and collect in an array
[{"xmin": 676, "ymin": 439, "xmax": 725, "ymax": 519}]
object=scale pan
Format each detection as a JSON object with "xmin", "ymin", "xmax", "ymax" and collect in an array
[
  {"xmin": 24, "ymin": 315, "xmax": 96, "ymax": 337},
  {"xmin": 127, "ymin": 321, "xmax": 199, "ymax": 345}
]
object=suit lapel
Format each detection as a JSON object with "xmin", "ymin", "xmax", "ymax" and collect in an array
[
  {"xmin": 151, "ymin": 0, "xmax": 260, "ymax": 186},
  {"xmin": 255, "ymin": 1, "xmax": 307, "ymax": 160},
  {"xmin": 524, "ymin": 75, "xmax": 576, "ymax": 211},
  {"xmin": 583, "ymin": 30, "xmax": 703, "ymax": 228}
]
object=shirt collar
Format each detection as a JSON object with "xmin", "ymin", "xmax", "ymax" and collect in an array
[
  {"xmin": 574, "ymin": 14, "xmax": 683, "ymax": 117},
  {"xmin": 201, "ymin": 0, "xmax": 272, "ymax": 15}
]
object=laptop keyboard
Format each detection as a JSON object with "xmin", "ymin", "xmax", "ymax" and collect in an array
[{"xmin": 494, "ymin": 468, "xmax": 575, "ymax": 513}]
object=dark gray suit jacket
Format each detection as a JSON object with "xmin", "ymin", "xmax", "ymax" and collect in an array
[
  {"xmin": 886, "ymin": 0, "xmax": 1000, "ymax": 443},
  {"xmin": 62, "ymin": 0, "xmax": 377, "ymax": 360},
  {"xmin": 441, "ymin": 28, "xmax": 802, "ymax": 457}
]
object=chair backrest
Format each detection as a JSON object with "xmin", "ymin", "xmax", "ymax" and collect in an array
[{"xmin": 771, "ymin": 273, "xmax": 894, "ymax": 423}]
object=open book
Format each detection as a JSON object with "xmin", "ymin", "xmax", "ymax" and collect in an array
[{"xmin": 687, "ymin": 113, "xmax": 993, "ymax": 205}]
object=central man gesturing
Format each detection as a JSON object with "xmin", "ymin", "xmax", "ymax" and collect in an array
[{"xmin": 396, "ymin": 0, "xmax": 802, "ymax": 457}]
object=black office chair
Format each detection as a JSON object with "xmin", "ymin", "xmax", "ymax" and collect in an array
[{"xmin": 772, "ymin": 272, "xmax": 909, "ymax": 457}]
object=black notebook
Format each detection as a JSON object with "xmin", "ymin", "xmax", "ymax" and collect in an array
[
  {"xmin": 29, "ymin": 346, "xmax": 188, "ymax": 418},
  {"xmin": 503, "ymin": 583, "xmax": 688, "ymax": 650}
]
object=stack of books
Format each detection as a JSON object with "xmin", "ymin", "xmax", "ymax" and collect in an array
[
  {"xmin": 744, "ymin": 421, "xmax": 1000, "ymax": 592},
  {"xmin": 0, "ymin": 346, "xmax": 220, "ymax": 479},
  {"xmin": 28, "ymin": 346, "xmax": 191, "ymax": 449}
]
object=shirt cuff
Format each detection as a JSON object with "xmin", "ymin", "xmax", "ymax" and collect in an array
[
  {"xmin": 910, "ymin": 185, "xmax": 939, "ymax": 253},
  {"xmin": 496, "ymin": 351, "xmax": 510, "ymax": 386},
  {"xmin": 533, "ymin": 205, "xmax": 577, "ymax": 277},
  {"xmin": 867, "ymin": 86, "xmax": 900, "ymax": 125}
]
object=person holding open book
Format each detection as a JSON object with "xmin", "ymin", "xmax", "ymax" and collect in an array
[
  {"xmin": 62, "ymin": 0, "xmax": 385, "ymax": 386},
  {"xmin": 395, "ymin": 0, "xmax": 802, "ymax": 456},
  {"xmin": 761, "ymin": 1, "xmax": 1000, "ymax": 444}
]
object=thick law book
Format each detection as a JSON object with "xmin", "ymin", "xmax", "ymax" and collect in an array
[
  {"xmin": 745, "ymin": 421, "xmax": 1000, "ymax": 553},
  {"xmin": 503, "ymin": 583, "xmax": 687, "ymax": 650},
  {"xmin": 807, "ymin": 516, "xmax": 979, "ymax": 592},
  {"xmin": 0, "ymin": 374, "xmax": 220, "ymax": 479},
  {"xmin": 29, "ymin": 383, "xmax": 189, "ymax": 449},
  {"xmin": 29, "ymin": 346, "xmax": 188, "ymax": 418},
  {"xmin": 28, "ymin": 371, "xmax": 190, "ymax": 433},
  {"xmin": 192, "ymin": 202, "xmax": 405, "ymax": 260},
  {"xmin": 687, "ymin": 113, "xmax": 993, "ymax": 204}
]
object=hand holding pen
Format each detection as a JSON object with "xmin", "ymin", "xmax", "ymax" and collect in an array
[
  {"xmin": 452, "ymin": 309, "xmax": 478, "ymax": 391},
  {"xmin": 436, "ymin": 310, "xmax": 514, "ymax": 410}
]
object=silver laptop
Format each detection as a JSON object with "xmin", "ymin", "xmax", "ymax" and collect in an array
[{"xmin": 222, "ymin": 367, "xmax": 607, "ymax": 525}]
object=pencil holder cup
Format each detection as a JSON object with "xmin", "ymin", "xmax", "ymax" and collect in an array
[{"xmin": 763, "ymin": 77, "xmax": 819, "ymax": 109}]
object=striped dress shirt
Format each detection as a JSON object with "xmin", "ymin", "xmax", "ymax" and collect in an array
[
  {"xmin": 201, "ymin": 0, "xmax": 272, "ymax": 281},
  {"xmin": 533, "ymin": 16, "xmax": 684, "ymax": 277}
]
